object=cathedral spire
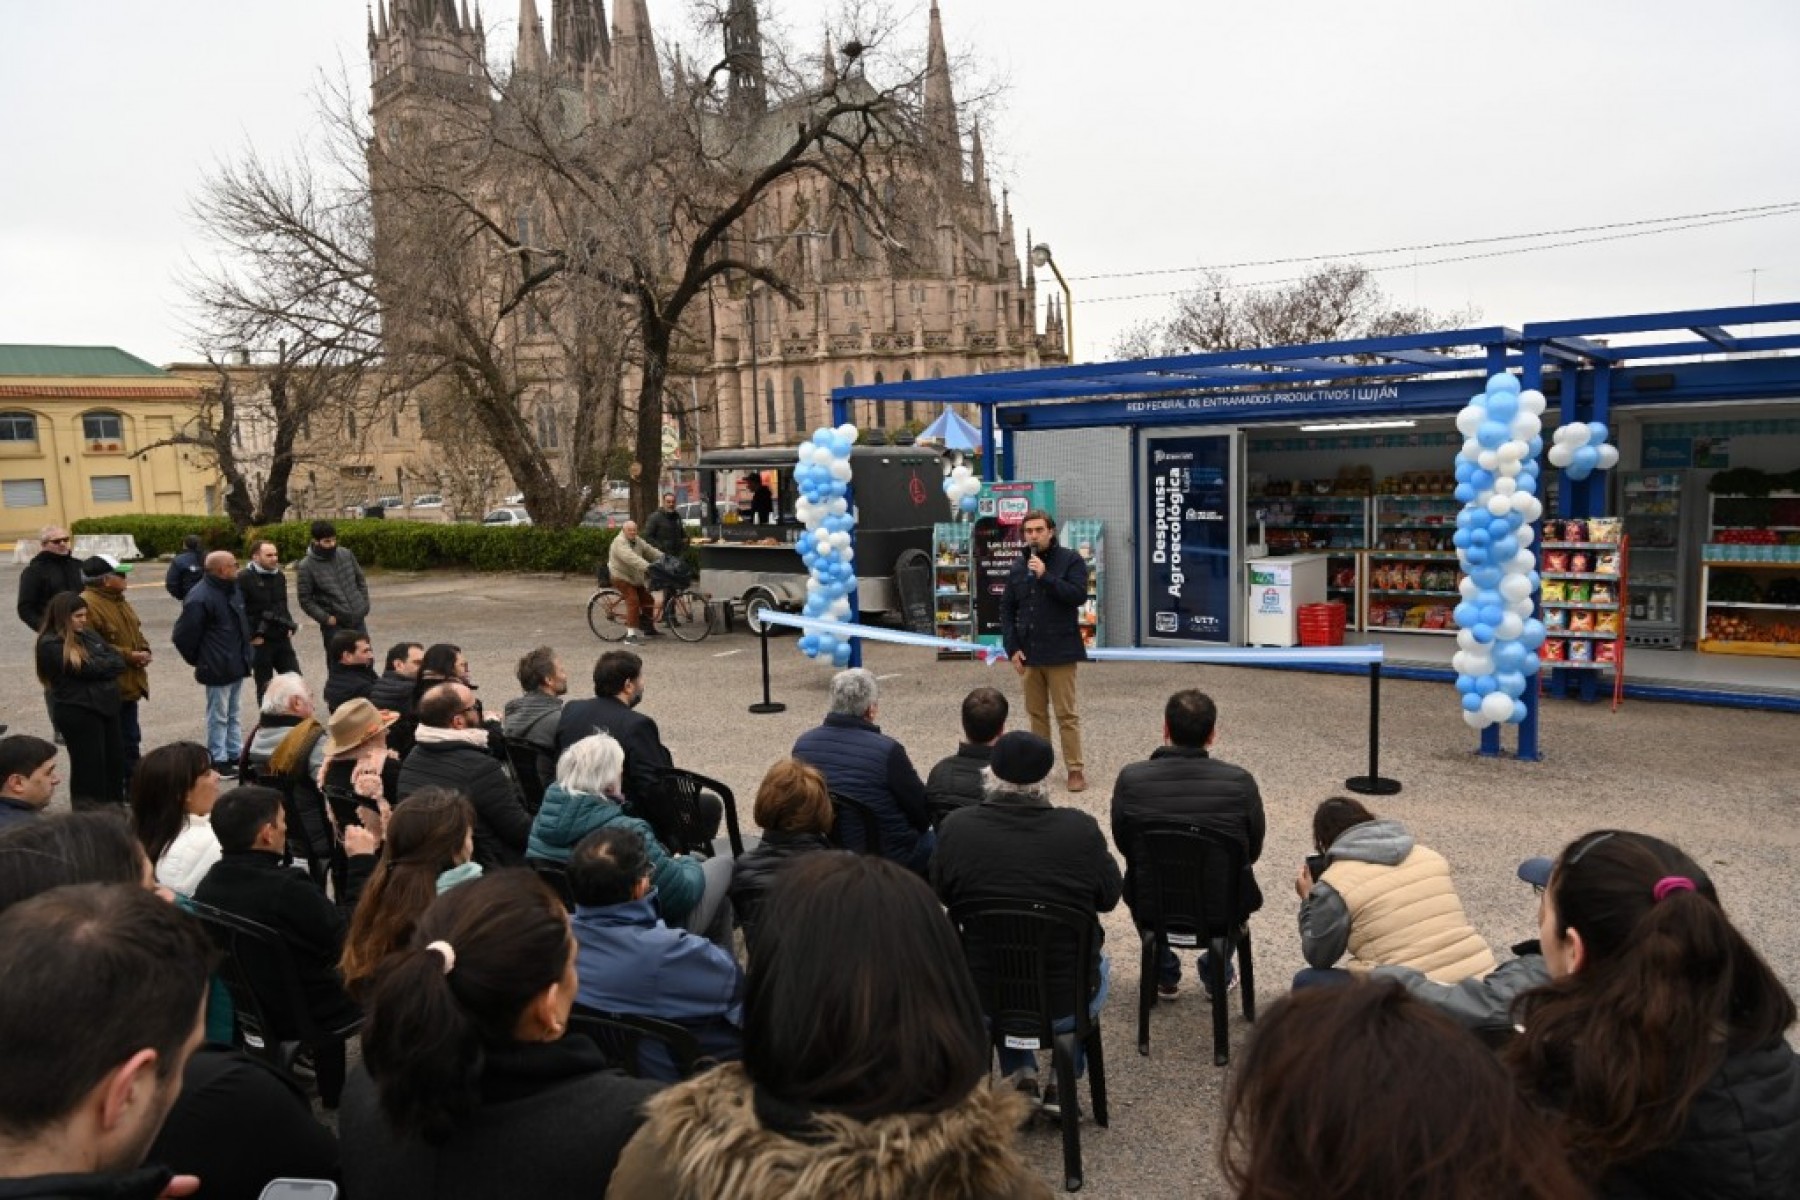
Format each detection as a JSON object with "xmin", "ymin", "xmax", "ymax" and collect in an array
[
  {"xmin": 821, "ymin": 30, "xmax": 838, "ymax": 91},
  {"xmin": 611, "ymin": 0, "xmax": 659, "ymax": 110},
  {"xmin": 970, "ymin": 122, "xmax": 987, "ymax": 189},
  {"xmin": 724, "ymin": 0, "xmax": 766, "ymax": 117},
  {"xmin": 516, "ymin": 0, "xmax": 550, "ymax": 73},
  {"xmin": 923, "ymin": 0, "xmax": 959, "ymax": 155},
  {"xmin": 1024, "ymin": 225, "xmax": 1036, "ymax": 287}
]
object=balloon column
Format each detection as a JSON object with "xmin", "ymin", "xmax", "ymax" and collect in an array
[
  {"xmin": 1547, "ymin": 420, "xmax": 1620, "ymax": 481},
  {"xmin": 1450, "ymin": 374, "xmax": 1549, "ymax": 730},
  {"xmin": 942, "ymin": 458, "xmax": 981, "ymax": 517},
  {"xmin": 793, "ymin": 424, "xmax": 860, "ymax": 668}
]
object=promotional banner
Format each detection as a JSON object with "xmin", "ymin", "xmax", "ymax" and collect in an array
[
  {"xmin": 1143, "ymin": 433, "xmax": 1234, "ymax": 643},
  {"xmin": 972, "ymin": 516, "xmax": 1027, "ymax": 646}
]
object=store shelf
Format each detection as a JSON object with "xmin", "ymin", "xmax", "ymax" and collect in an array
[
  {"xmin": 1541, "ymin": 541, "xmax": 1616, "ymax": 551},
  {"xmin": 1698, "ymin": 639, "xmax": 1800, "ymax": 658},
  {"xmin": 1701, "ymin": 559, "xmax": 1800, "ymax": 568},
  {"xmin": 1368, "ymin": 588, "xmax": 1459, "ymax": 597},
  {"xmin": 1549, "ymin": 629, "xmax": 1622, "ymax": 640},
  {"xmin": 1549, "ymin": 660, "xmax": 1615, "ymax": 671},
  {"xmin": 1715, "ymin": 525, "xmax": 1800, "ymax": 532},
  {"xmin": 1369, "ymin": 550, "xmax": 1458, "ymax": 559},
  {"xmin": 1364, "ymin": 624, "xmax": 1457, "ymax": 636},
  {"xmin": 1705, "ymin": 600, "xmax": 1800, "ymax": 611},
  {"xmin": 1542, "ymin": 601, "xmax": 1620, "ymax": 611},
  {"xmin": 1541, "ymin": 571, "xmax": 1622, "ymax": 582}
]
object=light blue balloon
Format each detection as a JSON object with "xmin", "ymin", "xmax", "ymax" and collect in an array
[
  {"xmin": 1517, "ymin": 475, "xmax": 1537, "ymax": 496},
  {"xmin": 1478, "ymin": 421, "xmax": 1508, "ymax": 450},
  {"xmin": 1454, "ymin": 483, "xmax": 1476, "ymax": 503},
  {"xmin": 1487, "ymin": 393, "xmax": 1518, "ymax": 423},
  {"xmin": 1473, "ymin": 623, "xmax": 1495, "ymax": 644},
  {"xmin": 1465, "ymin": 545, "xmax": 1488, "ymax": 565},
  {"xmin": 959, "ymin": 496, "xmax": 979, "ymax": 513},
  {"xmin": 1461, "ymin": 691, "xmax": 1483, "ymax": 712},
  {"xmin": 832, "ymin": 644, "xmax": 853, "ymax": 667},
  {"xmin": 1452, "ymin": 529, "xmax": 1472, "ymax": 550},
  {"xmin": 1498, "ymin": 671, "xmax": 1528, "ymax": 698},
  {"xmin": 1495, "ymin": 641, "xmax": 1526, "ymax": 671},
  {"xmin": 1474, "ymin": 674, "xmax": 1498, "ymax": 695},
  {"xmin": 1453, "ymin": 603, "xmax": 1478, "ymax": 628},
  {"xmin": 1492, "ymin": 536, "xmax": 1518, "ymax": 562},
  {"xmin": 1454, "ymin": 461, "xmax": 1475, "ymax": 484},
  {"xmin": 1472, "ymin": 566, "xmax": 1502, "ymax": 590},
  {"xmin": 1479, "ymin": 604, "xmax": 1504, "ymax": 627},
  {"xmin": 1587, "ymin": 421, "xmax": 1608, "ymax": 445},
  {"xmin": 1528, "ymin": 436, "xmax": 1544, "ymax": 457},
  {"xmin": 1510, "ymin": 699, "xmax": 1529, "ymax": 724},
  {"xmin": 1521, "ymin": 652, "xmax": 1542, "ymax": 674},
  {"xmin": 1519, "ymin": 620, "xmax": 1547, "ymax": 650},
  {"xmin": 1487, "ymin": 373, "xmax": 1522, "ymax": 395},
  {"xmin": 1471, "ymin": 468, "xmax": 1495, "ymax": 491},
  {"xmin": 1456, "ymin": 508, "xmax": 1476, "ymax": 530},
  {"xmin": 1455, "ymin": 674, "xmax": 1478, "ymax": 694}
]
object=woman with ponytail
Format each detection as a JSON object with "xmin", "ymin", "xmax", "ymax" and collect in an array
[
  {"xmin": 339, "ymin": 787, "xmax": 480, "ymax": 999},
  {"xmin": 1510, "ymin": 830, "xmax": 1800, "ymax": 1198},
  {"xmin": 340, "ymin": 869, "xmax": 659, "ymax": 1199}
]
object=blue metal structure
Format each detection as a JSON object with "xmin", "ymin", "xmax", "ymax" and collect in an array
[{"xmin": 827, "ymin": 303, "xmax": 1800, "ymax": 751}]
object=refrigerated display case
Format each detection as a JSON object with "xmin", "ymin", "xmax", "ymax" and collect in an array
[
  {"xmin": 1698, "ymin": 491, "xmax": 1800, "ymax": 657},
  {"xmin": 1619, "ymin": 470, "xmax": 1696, "ymax": 649}
]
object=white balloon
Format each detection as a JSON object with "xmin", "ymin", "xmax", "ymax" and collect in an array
[
  {"xmin": 1487, "ymin": 494, "xmax": 1512, "ymax": 517},
  {"xmin": 1560, "ymin": 423, "xmax": 1591, "ymax": 447},
  {"xmin": 1456, "ymin": 627, "xmax": 1480, "ymax": 650},
  {"xmin": 1547, "ymin": 444, "xmax": 1574, "ymax": 468},
  {"xmin": 1509, "ymin": 549, "xmax": 1536, "ymax": 573},
  {"xmin": 811, "ymin": 446, "xmax": 834, "ymax": 466},
  {"xmin": 827, "ymin": 597, "xmax": 852, "ymax": 620},
  {"xmin": 951, "ymin": 464, "xmax": 972, "ymax": 479},
  {"xmin": 836, "ymin": 423, "xmax": 859, "ymax": 444},
  {"xmin": 828, "ymin": 459, "xmax": 852, "ymax": 481},
  {"xmin": 1517, "ymin": 524, "xmax": 1536, "ymax": 548},
  {"xmin": 1459, "ymin": 577, "xmax": 1479, "ymax": 599},
  {"xmin": 1455, "ymin": 406, "xmax": 1485, "ymax": 436},
  {"xmin": 1495, "ymin": 476, "xmax": 1517, "ymax": 496},
  {"xmin": 1514, "ymin": 413, "xmax": 1543, "ymax": 441},
  {"xmin": 1598, "ymin": 444, "xmax": 1621, "ymax": 469},
  {"xmin": 1497, "ymin": 440, "xmax": 1525, "ymax": 463},
  {"xmin": 1477, "ymin": 450, "xmax": 1500, "ymax": 471},
  {"xmin": 1514, "ymin": 495, "xmax": 1543, "ymax": 522},
  {"xmin": 1481, "ymin": 691, "xmax": 1515, "ymax": 722},
  {"xmin": 1498, "ymin": 460, "xmax": 1522, "ymax": 479},
  {"xmin": 1501, "ymin": 574, "xmax": 1532, "ymax": 602},
  {"xmin": 1508, "ymin": 596, "xmax": 1534, "ymax": 618},
  {"xmin": 1464, "ymin": 709, "xmax": 1491, "ymax": 729},
  {"xmin": 1465, "ymin": 652, "xmax": 1494, "ymax": 678},
  {"xmin": 828, "ymin": 531, "xmax": 850, "ymax": 549},
  {"xmin": 1451, "ymin": 651, "xmax": 1471, "ymax": 676},
  {"xmin": 1462, "ymin": 437, "xmax": 1483, "ymax": 462},
  {"xmin": 1519, "ymin": 389, "xmax": 1547, "ymax": 415},
  {"xmin": 827, "ymin": 497, "xmax": 849, "ymax": 516}
]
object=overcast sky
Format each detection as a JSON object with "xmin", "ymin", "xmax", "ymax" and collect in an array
[{"xmin": 4, "ymin": 0, "xmax": 1798, "ymax": 366}]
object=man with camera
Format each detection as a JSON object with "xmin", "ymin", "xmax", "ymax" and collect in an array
[{"xmin": 1000, "ymin": 510, "xmax": 1089, "ymax": 792}]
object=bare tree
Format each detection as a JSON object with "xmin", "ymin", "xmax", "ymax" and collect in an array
[{"xmin": 1114, "ymin": 262, "xmax": 1478, "ymax": 359}]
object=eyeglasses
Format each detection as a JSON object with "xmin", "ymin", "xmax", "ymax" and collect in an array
[{"xmin": 44, "ymin": 537, "xmax": 70, "ymax": 545}]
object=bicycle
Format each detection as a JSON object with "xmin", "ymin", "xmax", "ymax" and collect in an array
[{"xmin": 587, "ymin": 584, "xmax": 713, "ymax": 643}]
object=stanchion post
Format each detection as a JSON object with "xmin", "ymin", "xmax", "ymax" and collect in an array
[
  {"xmin": 1345, "ymin": 662, "xmax": 1402, "ymax": 796},
  {"xmin": 747, "ymin": 622, "xmax": 786, "ymax": 715}
]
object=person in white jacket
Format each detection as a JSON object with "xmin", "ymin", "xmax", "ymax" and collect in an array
[{"xmin": 129, "ymin": 741, "xmax": 222, "ymax": 897}]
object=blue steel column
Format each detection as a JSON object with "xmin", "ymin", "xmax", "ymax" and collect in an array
[
  {"xmin": 832, "ymin": 390, "xmax": 864, "ymax": 668},
  {"xmin": 1515, "ymin": 342, "xmax": 1546, "ymax": 761},
  {"xmin": 981, "ymin": 405, "xmax": 998, "ymax": 482}
]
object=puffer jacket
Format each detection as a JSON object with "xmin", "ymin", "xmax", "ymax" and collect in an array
[
  {"xmin": 81, "ymin": 583, "xmax": 150, "ymax": 701},
  {"xmin": 608, "ymin": 534, "xmax": 663, "ymax": 589},
  {"xmin": 37, "ymin": 629, "xmax": 126, "ymax": 715},
  {"xmin": 1598, "ymin": 1036, "xmax": 1800, "ymax": 1199},
  {"xmin": 171, "ymin": 576, "xmax": 253, "ymax": 686},
  {"xmin": 238, "ymin": 562, "xmax": 298, "ymax": 640},
  {"xmin": 1111, "ymin": 744, "xmax": 1266, "ymax": 915},
  {"xmin": 924, "ymin": 743, "xmax": 993, "ymax": 818},
  {"xmin": 295, "ymin": 544, "xmax": 369, "ymax": 626},
  {"xmin": 1299, "ymin": 818, "xmax": 1495, "ymax": 983},
  {"xmin": 792, "ymin": 713, "xmax": 929, "ymax": 867},
  {"xmin": 727, "ymin": 830, "xmax": 832, "ymax": 936},
  {"xmin": 999, "ymin": 538, "xmax": 1088, "ymax": 666},
  {"xmin": 605, "ymin": 1063, "xmax": 1050, "ymax": 1200},
  {"xmin": 527, "ymin": 782, "xmax": 702, "ymax": 921},
  {"xmin": 17, "ymin": 548, "xmax": 85, "ymax": 630},
  {"xmin": 397, "ymin": 739, "xmax": 530, "ymax": 870}
]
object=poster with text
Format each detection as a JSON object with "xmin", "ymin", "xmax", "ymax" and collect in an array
[
  {"xmin": 972, "ymin": 516, "xmax": 1027, "ymax": 647},
  {"xmin": 1144, "ymin": 433, "xmax": 1234, "ymax": 643}
]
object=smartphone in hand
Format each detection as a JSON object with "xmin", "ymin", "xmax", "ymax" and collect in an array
[
  {"xmin": 1305, "ymin": 854, "xmax": 1330, "ymax": 882},
  {"xmin": 259, "ymin": 1182, "xmax": 338, "ymax": 1200}
]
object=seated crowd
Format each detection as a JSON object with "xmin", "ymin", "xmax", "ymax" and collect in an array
[{"xmin": 0, "ymin": 647, "xmax": 1796, "ymax": 1200}]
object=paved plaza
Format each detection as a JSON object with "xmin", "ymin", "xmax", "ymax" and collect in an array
[{"xmin": 5, "ymin": 564, "xmax": 1797, "ymax": 1197}]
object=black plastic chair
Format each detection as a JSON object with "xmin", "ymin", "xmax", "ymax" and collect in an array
[
  {"xmin": 826, "ymin": 791, "xmax": 884, "ymax": 858},
  {"xmin": 187, "ymin": 901, "xmax": 362, "ymax": 1109},
  {"xmin": 252, "ymin": 770, "xmax": 331, "ymax": 893},
  {"xmin": 504, "ymin": 737, "xmax": 553, "ymax": 816},
  {"xmin": 928, "ymin": 795, "xmax": 974, "ymax": 831},
  {"xmin": 568, "ymin": 1004, "xmax": 701, "ymax": 1081},
  {"xmin": 948, "ymin": 898, "xmax": 1110, "ymax": 1192},
  {"xmin": 1128, "ymin": 820, "xmax": 1257, "ymax": 1066},
  {"xmin": 658, "ymin": 767, "xmax": 746, "ymax": 857},
  {"xmin": 528, "ymin": 858, "xmax": 575, "ymax": 910}
]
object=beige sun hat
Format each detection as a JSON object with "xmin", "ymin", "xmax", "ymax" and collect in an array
[{"xmin": 321, "ymin": 697, "xmax": 399, "ymax": 756}]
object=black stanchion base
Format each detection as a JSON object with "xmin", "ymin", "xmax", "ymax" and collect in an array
[
  {"xmin": 1345, "ymin": 775, "xmax": 1402, "ymax": 796},
  {"xmin": 748, "ymin": 702, "xmax": 787, "ymax": 715}
]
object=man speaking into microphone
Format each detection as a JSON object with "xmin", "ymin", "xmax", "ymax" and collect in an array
[{"xmin": 1000, "ymin": 510, "xmax": 1090, "ymax": 792}]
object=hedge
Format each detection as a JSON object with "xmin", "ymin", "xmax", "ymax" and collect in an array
[{"xmin": 70, "ymin": 514, "xmax": 700, "ymax": 577}]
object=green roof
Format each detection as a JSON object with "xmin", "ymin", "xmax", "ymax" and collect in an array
[{"xmin": 0, "ymin": 346, "xmax": 170, "ymax": 378}]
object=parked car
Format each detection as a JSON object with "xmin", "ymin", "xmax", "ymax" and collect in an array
[
  {"xmin": 409, "ymin": 493, "xmax": 444, "ymax": 509},
  {"xmin": 482, "ymin": 506, "xmax": 532, "ymax": 527},
  {"xmin": 580, "ymin": 507, "xmax": 630, "ymax": 529}
]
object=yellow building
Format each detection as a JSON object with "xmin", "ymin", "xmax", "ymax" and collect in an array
[{"xmin": 0, "ymin": 346, "xmax": 217, "ymax": 542}]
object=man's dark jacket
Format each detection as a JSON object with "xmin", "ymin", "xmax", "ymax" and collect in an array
[
  {"xmin": 165, "ymin": 549, "xmax": 203, "ymax": 601},
  {"xmin": 324, "ymin": 661, "xmax": 379, "ymax": 714},
  {"xmin": 642, "ymin": 508, "xmax": 688, "ymax": 557},
  {"xmin": 368, "ymin": 669, "xmax": 416, "ymax": 713},
  {"xmin": 0, "ymin": 1166, "xmax": 173, "ymax": 1199},
  {"xmin": 171, "ymin": 576, "xmax": 254, "ymax": 686},
  {"xmin": 1110, "ymin": 744, "xmax": 1266, "ymax": 916},
  {"xmin": 339, "ymin": 1038, "xmax": 658, "ymax": 1200},
  {"xmin": 728, "ymin": 830, "xmax": 832, "ymax": 938},
  {"xmin": 933, "ymin": 794, "xmax": 1122, "ymax": 1007},
  {"xmin": 397, "ymin": 738, "xmax": 530, "ymax": 868},
  {"xmin": 147, "ymin": 1046, "xmax": 342, "ymax": 1198},
  {"xmin": 16, "ymin": 549, "xmax": 84, "ymax": 631},
  {"xmin": 1000, "ymin": 538, "xmax": 1088, "ymax": 666},
  {"xmin": 238, "ymin": 565, "xmax": 297, "ymax": 642},
  {"xmin": 192, "ymin": 850, "xmax": 364, "ymax": 1031},
  {"xmin": 792, "ymin": 713, "xmax": 929, "ymax": 866},
  {"xmin": 556, "ymin": 694, "xmax": 672, "ymax": 827},
  {"xmin": 925, "ymin": 742, "xmax": 994, "ymax": 820}
]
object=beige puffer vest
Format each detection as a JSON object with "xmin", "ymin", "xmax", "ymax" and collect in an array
[{"xmin": 1324, "ymin": 845, "xmax": 1496, "ymax": 983}]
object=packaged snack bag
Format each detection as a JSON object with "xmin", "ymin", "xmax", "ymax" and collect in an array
[
  {"xmin": 1544, "ymin": 608, "xmax": 1567, "ymax": 630},
  {"xmin": 1543, "ymin": 639, "xmax": 1566, "ymax": 661},
  {"xmin": 1570, "ymin": 639, "xmax": 1594, "ymax": 663},
  {"xmin": 1541, "ymin": 520, "xmax": 1562, "ymax": 542},
  {"xmin": 1570, "ymin": 610, "xmax": 1595, "ymax": 633},
  {"xmin": 1570, "ymin": 553, "xmax": 1592, "ymax": 573},
  {"xmin": 1545, "ymin": 552, "xmax": 1570, "ymax": 572},
  {"xmin": 1596, "ymin": 640, "xmax": 1618, "ymax": 663},
  {"xmin": 1595, "ymin": 552, "xmax": 1620, "ymax": 576},
  {"xmin": 1423, "ymin": 606, "xmax": 1449, "ymax": 629},
  {"xmin": 1564, "ymin": 519, "xmax": 1588, "ymax": 543},
  {"xmin": 1592, "ymin": 583, "xmax": 1616, "ymax": 605},
  {"xmin": 1567, "ymin": 582, "xmax": 1592, "ymax": 603},
  {"xmin": 1587, "ymin": 517, "xmax": 1622, "ymax": 544},
  {"xmin": 1542, "ymin": 580, "xmax": 1567, "ymax": 603},
  {"xmin": 1595, "ymin": 611, "xmax": 1619, "ymax": 635}
]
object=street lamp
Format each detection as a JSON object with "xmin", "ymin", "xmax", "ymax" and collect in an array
[{"xmin": 1031, "ymin": 242, "xmax": 1073, "ymax": 362}]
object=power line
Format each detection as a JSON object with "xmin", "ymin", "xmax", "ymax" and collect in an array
[
  {"xmin": 1060, "ymin": 200, "xmax": 1800, "ymax": 286},
  {"xmin": 1054, "ymin": 206, "xmax": 1800, "ymax": 308}
]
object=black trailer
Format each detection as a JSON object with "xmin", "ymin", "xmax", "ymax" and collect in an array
[{"xmin": 693, "ymin": 446, "xmax": 950, "ymax": 631}]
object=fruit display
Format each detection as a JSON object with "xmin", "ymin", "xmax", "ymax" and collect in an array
[{"xmin": 1706, "ymin": 613, "xmax": 1800, "ymax": 646}]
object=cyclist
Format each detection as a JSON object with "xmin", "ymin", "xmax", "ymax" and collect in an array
[{"xmin": 607, "ymin": 522, "xmax": 663, "ymax": 644}]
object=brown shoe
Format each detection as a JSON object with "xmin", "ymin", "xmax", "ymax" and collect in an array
[{"xmin": 1066, "ymin": 770, "xmax": 1087, "ymax": 793}]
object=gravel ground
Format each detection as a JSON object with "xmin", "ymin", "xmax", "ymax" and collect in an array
[{"xmin": 6, "ymin": 564, "xmax": 1797, "ymax": 1197}]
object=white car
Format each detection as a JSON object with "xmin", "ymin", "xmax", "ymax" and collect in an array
[
  {"xmin": 409, "ymin": 493, "xmax": 444, "ymax": 508},
  {"xmin": 482, "ymin": 506, "xmax": 532, "ymax": 526}
]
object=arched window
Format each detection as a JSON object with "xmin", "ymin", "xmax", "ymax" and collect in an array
[
  {"xmin": 0, "ymin": 412, "xmax": 37, "ymax": 442},
  {"xmin": 82, "ymin": 411, "xmax": 124, "ymax": 446},
  {"xmin": 535, "ymin": 404, "xmax": 561, "ymax": 450},
  {"xmin": 873, "ymin": 371, "xmax": 886, "ymax": 427},
  {"xmin": 791, "ymin": 376, "xmax": 806, "ymax": 434},
  {"xmin": 346, "ymin": 410, "xmax": 357, "ymax": 440},
  {"xmin": 843, "ymin": 370, "xmax": 855, "ymax": 388},
  {"xmin": 902, "ymin": 371, "xmax": 915, "ymax": 424},
  {"xmin": 932, "ymin": 365, "xmax": 944, "ymax": 379},
  {"xmin": 764, "ymin": 378, "xmax": 776, "ymax": 436}
]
